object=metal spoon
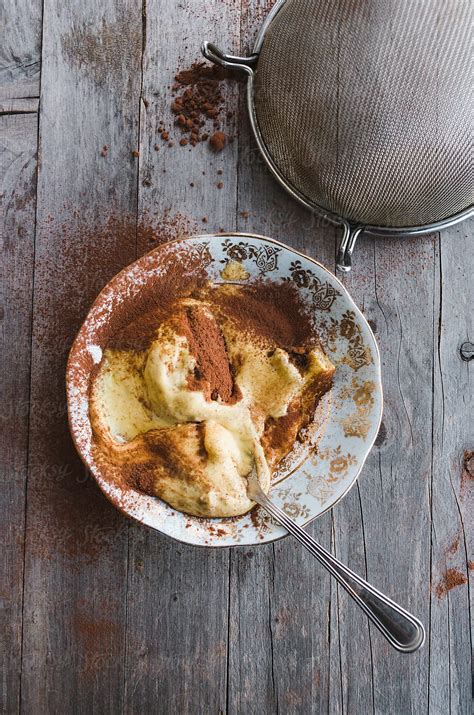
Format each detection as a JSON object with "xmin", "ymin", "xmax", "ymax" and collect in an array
[{"xmin": 246, "ymin": 469, "xmax": 425, "ymax": 653}]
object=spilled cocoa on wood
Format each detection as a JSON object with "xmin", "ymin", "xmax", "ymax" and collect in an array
[{"xmin": 435, "ymin": 568, "xmax": 468, "ymax": 598}]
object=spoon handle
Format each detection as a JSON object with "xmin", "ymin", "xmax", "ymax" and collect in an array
[{"xmin": 255, "ymin": 491, "xmax": 425, "ymax": 653}]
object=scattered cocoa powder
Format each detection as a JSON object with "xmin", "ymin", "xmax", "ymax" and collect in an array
[
  {"xmin": 461, "ymin": 450, "xmax": 474, "ymax": 492},
  {"xmin": 167, "ymin": 61, "xmax": 234, "ymax": 149},
  {"xmin": 205, "ymin": 525, "xmax": 228, "ymax": 537},
  {"xmin": 446, "ymin": 535, "xmax": 460, "ymax": 554},
  {"xmin": 137, "ymin": 208, "xmax": 197, "ymax": 246},
  {"xmin": 209, "ymin": 131, "xmax": 226, "ymax": 152},
  {"xmin": 435, "ymin": 568, "xmax": 467, "ymax": 598},
  {"xmin": 131, "ymin": 149, "xmax": 139, "ymax": 158},
  {"xmin": 216, "ymin": 181, "xmax": 224, "ymax": 189},
  {"xmin": 72, "ymin": 610, "xmax": 121, "ymax": 649}
]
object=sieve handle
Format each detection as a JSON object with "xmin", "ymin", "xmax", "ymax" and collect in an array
[
  {"xmin": 336, "ymin": 224, "xmax": 364, "ymax": 272},
  {"xmin": 202, "ymin": 42, "xmax": 258, "ymax": 77}
]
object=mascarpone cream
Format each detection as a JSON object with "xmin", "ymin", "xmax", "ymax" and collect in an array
[{"xmin": 89, "ymin": 284, "xmax": 335, "ymax": 517}]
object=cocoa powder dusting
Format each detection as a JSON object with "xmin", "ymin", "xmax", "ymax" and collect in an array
[
  {"xmin": 213, "ymin": 281, "xmax": 316, "ymax": 349},
  {"xmin": 446, "ymin": 535, "xmax": 460, "ymax": 555},
  {"xmin": 435, "ymin": 568, "xmax": 468, "ymax": 598},
  {"xmin": 262, "ymin": 399, "xmax": 302, "ymax": 460},
  {"xmin": 178, "ymin": 305, "xmax": 238, "ymax": 404},
  {"xmin": 209, "ymin": 131, "xmax": 226, "ymax": 152},
  {"xmin": 137, "ymin": 208, "xmax": 196, "ymax": 246},
  {"xmin": 105, "ymin": 251, "xmax": 208, "ymax": 352}
]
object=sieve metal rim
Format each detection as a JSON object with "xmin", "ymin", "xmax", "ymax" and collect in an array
[{"xmin": 202, "ymin": 0, "xmax": 474, "ymax": 271}]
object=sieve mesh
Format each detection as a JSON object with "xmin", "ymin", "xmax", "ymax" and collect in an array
[{"xmin": 254, "ymin": 0, "xmax": 473, "ymax": 228}]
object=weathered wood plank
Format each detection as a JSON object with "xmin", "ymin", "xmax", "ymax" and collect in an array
[
  {"xmin": 340, "ymin": 234, "xmax": 437, "ymax": 713},
  {"xmin": 124, "ymin": 0, "xmax": 241, "ymax": 712},
  {"xmin": 226, "ymin": 2, "xmax": 343, "ymax": 713},
  {"xmin": 0, "ymin": 98, "xmax": 39, "ymax": 114},
  {"xmin": 0, "ymin": 0, "xmax": 42, "ymax": 100},
  {"xmin": 135, "ymin": 0, "xmax": 242, "ymax": 255},
  {"xmin": 429, "ymin": 221, "xmax": 473, "ymax": 715},
  {"xmin": 1, "ymin": 113, "xmax": 37, "ymax": 715},
  {"xmin": 230, "ymin": 186, "xmax": 340, "ymax": 713},
  {"xmin": 328, "ymin": 237, "xmax": 388, "ymax": 715},
  {"xmin": 2, "ymin": 0, "xmax": 471, "ymax": 711},
  {"xmin": 19, "ymin": 1, "xmax": 142, "ymax": 712}
]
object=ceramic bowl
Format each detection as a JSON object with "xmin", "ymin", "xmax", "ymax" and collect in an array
[{"xmin": 67, "ymin": 233, "xmax": 382, "ymax": 546}]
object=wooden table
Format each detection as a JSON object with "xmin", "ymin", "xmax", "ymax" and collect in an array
[{"xmin": 2, "ymin": 1, "xmax": 472, "ymax": 712}]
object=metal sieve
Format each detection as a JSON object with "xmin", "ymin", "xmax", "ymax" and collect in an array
[{"xmin": 203, "ymin": 0, "xmax": 473, "ymax": 270}]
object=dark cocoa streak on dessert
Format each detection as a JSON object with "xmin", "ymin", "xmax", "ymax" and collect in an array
[
  {"xmin": 289, "ymin": 347, "xmax": 310, "ymax": 373},
  {"xmin": 178, "ymin": 305, "xmax": 238, "ymax": 404}
]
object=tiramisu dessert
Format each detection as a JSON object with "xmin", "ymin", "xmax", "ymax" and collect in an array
[{"xmin": 89, "ymin": 278, "xmax": 335, "ymax": 518}]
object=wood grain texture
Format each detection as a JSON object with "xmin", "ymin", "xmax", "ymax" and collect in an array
[
  {"xmin": 0, "ymin": 98, "xmax": 39, "ymax": 114},
  {"xmin": 135, "ymin": 0, "xmax": 242, "ymax": 254},
  {"xmin": 227, "ymin": 3, "xmax": 342, "ymax": 713},
  {"xmin": 19, "ymin": 1, "xmax": 142, "ymax": 712},
  {"xmin": 0, "ymin": 0, "xmax": 42, "ymax": 100},
  {"xmin": 124, "ymin": 1, "xmax": 240, "ymax": 713},
  {"xmin": 1, "ymin": 0, "xmax": 472, "ymax": 712},
  {"xmin": 429, "ymin": 222, "xmax": 473, "ymax": 715},
  {"xmin": 341, "ymin": 234, "xmax": 436, "ymax": 713},
  {"xmin": 1, "ymin": 113, "xmax": 37, "ymax": 715}
]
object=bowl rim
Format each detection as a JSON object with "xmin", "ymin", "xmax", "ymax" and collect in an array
[{"xmin": 66, "ymin": 231, "xmax": 383, "ymax": 547}]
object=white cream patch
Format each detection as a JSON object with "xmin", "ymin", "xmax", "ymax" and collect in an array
[{"xmin": 87, "ymin": 344, "xmax": 103, "ymax": 364}]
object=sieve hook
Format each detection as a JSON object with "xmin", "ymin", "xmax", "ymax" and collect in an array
[
  {"xmin": 202, "ymin": 42, "xmax": 258, "ymax": 76},
  {"xmin": 336, "ymin": 224, "xmax": 364, "ymax": 272}
]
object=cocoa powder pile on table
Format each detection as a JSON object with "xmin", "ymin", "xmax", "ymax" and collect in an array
[{"xmin": 168, "ymin": 61, "xmax": 233, "ymax": 149}]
